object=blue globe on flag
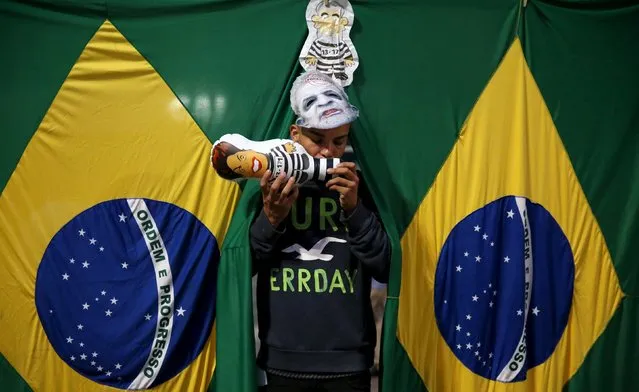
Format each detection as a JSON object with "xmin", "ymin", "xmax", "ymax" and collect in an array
[
  {"xmin": 35, "ymin": 198, "xmax": 219, "ymax": 389},
  {"xmin": 434, "ymin": 196, "xmax": 574, "ymax": 382}
]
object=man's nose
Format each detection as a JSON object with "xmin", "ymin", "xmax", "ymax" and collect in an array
[
  {"xmin": 316, "ymin": 95, "xmax": 333, "ymax": 106},
  {"xmin": 317, "ymin": 147, "xmax": 332, "ymax": 158}
]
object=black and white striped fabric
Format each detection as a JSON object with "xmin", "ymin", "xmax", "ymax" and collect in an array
[
  {"xmin": 308, "ymin": 40, "xmax": 353, "ymax": 79},
  {"xmin": 268, "ymin": 145, "xmax": 340, "ymax": 185}
]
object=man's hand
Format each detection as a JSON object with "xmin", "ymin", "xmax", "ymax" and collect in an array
[
  {"xmin": 326, "ymin": 162, "xmax": 359, "ymax": 213},
  {"xmin": 261, "ymin": 170, "xmax": 299, "ymax": 228}
]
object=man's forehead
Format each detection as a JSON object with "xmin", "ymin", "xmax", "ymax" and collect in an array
[{"xmin": 305, "ymin": 127, "xmax": 349, "ymax": 138}]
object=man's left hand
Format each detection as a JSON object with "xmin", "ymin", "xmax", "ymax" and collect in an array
[{"xmin": 326, "ymin": 162, "xmax": 359, "ymax": 213}]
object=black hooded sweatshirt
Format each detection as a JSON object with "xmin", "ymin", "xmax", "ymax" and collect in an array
[{"xmin": 250, "ymin": 177, "xmax": 391, "ymax": 376}]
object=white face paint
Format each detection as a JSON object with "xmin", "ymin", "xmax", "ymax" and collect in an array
[{"xmin": 292, "ymin": 76, "xmax": 358, "ymax": 129}]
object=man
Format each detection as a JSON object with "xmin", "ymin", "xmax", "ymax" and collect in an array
[{"xmin": 251, "ymin": 70, "xmax": 391, "ymax": 391}]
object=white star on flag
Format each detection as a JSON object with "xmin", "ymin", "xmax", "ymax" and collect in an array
[
  {"xmin": 105, "ymin": 309, "xmax": 112, "ymax": 317},
  {"xmin": 144, "ymin": 314, "xmax": 152, "ymax": 320},
  {"xmin": 62, "ymin": 273, "xmax": 69, "ymax": 280},
  {"xmin": 532, "ymin": 306, "xmax": 541, "ymax": 316},
  {"xmin": 466, "ymin": 314, "xmax": 472, "ymax": 320},
  {"xmin": 66, "ymin": 336, "xmax": 73, "ymax": 343},
  {"xmin": 118, "ymin": 213, "xmax": 127, "ymax": 222},
  {"xmin": 99, "ymin": 247, "xmax": 104, "ymax": 252},
  {"xmin": 115, "ymin": 363, "xmax": 122, "ymax": 369},
  {"xmin": 517, "ymin": 309, "xmax": 523, "ymax": 316},
  {"xmin": 71, "ymin": 356, "xmax": 76, "ymax": 361},
  {"xmin": 89, "ymin": 238, "xmax": 97, "ymax": 245},
  {"xmin": 101, "ymin": 290, "xmax": 106, "ymax": 296},
  {"xmin": 82, "ymin": 261, "xmax": 90, "ymax": 268},
  {"xmin": 474, "ymin": 225, "xmax": 480, "ymax": 232},
  {"xmin": 69, "ymin": 258, "xmax": 75, "ymax": 264},
  {"xmin": 475, "ymin": 255, "xmax": 481, "ymax": 262},
  {"xmin": 77, "ymin": 324, "xmax": 83, "ymax": 330},
  {"xmin": 456, "ymin": 325, "xmax": 462, "ymax": 331},
  {"xmin": 92, "ymin": 352, "xmax": 98, "ymax": 358},
  {"xmin": 472, "ymin": 295, "xmax": 479, "ymax": 302},
  {"xmin": 507, "ymin": 209, "xmax": 515, "ymax": 218},
  {"xmin": 456, "ymin": 265, "xmax": 462, "ymax": 272},
  {"xmin": 504, "ymin": 256, "xmax": 510, "ymax": 263},
  {"xmin": 79, "ymin": 342, "xmax": 84, "ymax": 347},
  {"xmin": 97, "ymin": 366, "xmax": 103, "ymax": 371},
  {"xmin": 176, "ymin": 306, "xmax": 186, "ymax": 316},
  {"xmin": 82, "ymin": 303, "xmax": 90, "ymax": 310},
  {"xmin": 110, "ymin": 297, "xmax": 118, "ymax": 304},
  {"xmin": 80, "ymin": 354, "xmax": 87, "ymax": 360},
  {"xmin": 482, "ymin": 233, "xmax": 488, "ymax": 240},
  {"xmin": 78, "ymin": 229, "xmax": 85, "ymax": 236},
  {"xmin": 121, "ymin": 262, "xmax": 128, "ymax": 269},
  {"xmin": 464, "ymin": 251, "xmax": 469, "ymax": 257}
]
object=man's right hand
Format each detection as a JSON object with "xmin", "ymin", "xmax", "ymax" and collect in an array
[{"xmin": 261, "ymin": 170, "xmax": 298, "ymax": 228}]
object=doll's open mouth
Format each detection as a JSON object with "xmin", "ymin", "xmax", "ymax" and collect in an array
[{"xmin": 252, "ymin": 157, "xmax": 262, "ymax": 173}]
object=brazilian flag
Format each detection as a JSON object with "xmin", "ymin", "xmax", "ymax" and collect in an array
[
  {"xmin": 0, "ymin": 17, "xmax": 237, "ymax": 392},
  {"xmin": 358, "ymin": 2, "xmax": 639, "ymax": 392},
  {"xmin": 0, "ymin": 1, "xmax": 305, "ymax": 391}
]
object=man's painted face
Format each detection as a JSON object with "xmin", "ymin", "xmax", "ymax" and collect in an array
[
  {"xmin": 291, "ymin": 124, "xmax": 350, "ymax": 159},
  {"xmin": 293, "ymin": 77, "xmax": 358, "ymax": 129}
]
